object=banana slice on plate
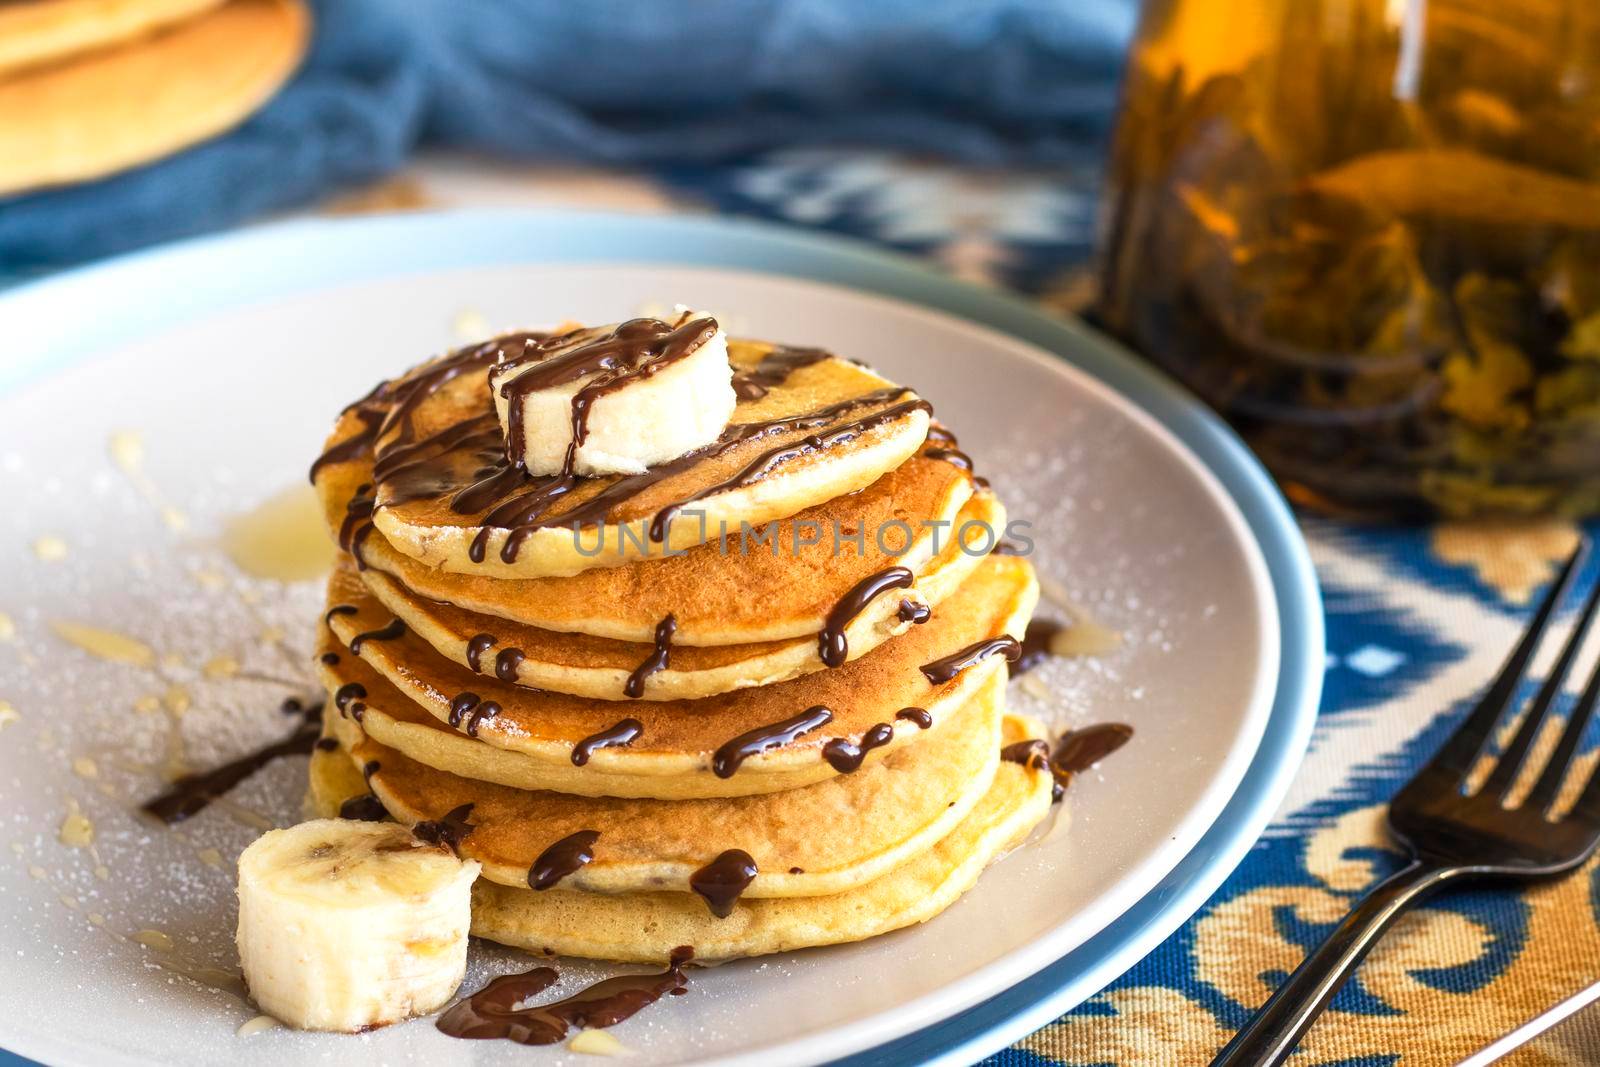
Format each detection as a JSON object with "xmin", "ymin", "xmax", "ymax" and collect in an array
[
  {"xmin": 236, "ymin": 818, "xmax": 479, "ymax": 1032},
  {"xmin": 489, "ymin": 310, "xmax": 736, "ymax": 476}
]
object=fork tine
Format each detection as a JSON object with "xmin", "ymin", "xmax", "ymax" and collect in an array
[
  {"xmin": 1423, "ymin": 541, "xmax": 1587, "ymax": 780},
  {"xmin": 1531, "ymin": 639, "xmax": 1600, "ymax": 815},
  {"xmin": 1484, "ymin": 566, "xmax": 1600, "ymax": 798}
]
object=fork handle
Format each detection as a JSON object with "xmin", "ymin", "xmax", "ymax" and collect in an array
[{"xmin": 1210, "ymin": 859, "xmax": 1468, "ymax": 1066}]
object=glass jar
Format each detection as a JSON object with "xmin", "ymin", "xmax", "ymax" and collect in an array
[{"xmin": 1098, "ymin": 0, "xmax": 1600, "ymax": 518}]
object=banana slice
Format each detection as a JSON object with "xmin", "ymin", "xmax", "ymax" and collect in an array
[
  {"xmin": 236, "ymin": 818, "xmax": 480, "ymax": 1032},
  {"xmin": 489, "ymin": 311, "xmax": 736, "ymax": 476}
]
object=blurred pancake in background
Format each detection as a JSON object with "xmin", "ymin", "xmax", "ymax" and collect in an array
[
  {"xmin": 0, "ymin": 0, "xmax": 225, "ymax": 76},
  {"xmin": 0, "ymin": 0, "xmax": 309, "ymax": 197}
]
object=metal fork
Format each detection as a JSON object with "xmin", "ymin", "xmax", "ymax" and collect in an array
[{"xmin": 1213, "ymin": 539, "xmax": 1600, "ymax": 1067}]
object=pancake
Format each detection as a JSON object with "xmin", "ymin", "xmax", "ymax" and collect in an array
[
  {"xmin": 320, "ymin": 667, "xmax": 1005, "ymax": 899},
  {"xmin": 320, "ymin": 553, "xmax": 1038, "ymax": 798},
  {"xmin": 357, "ymin": 490, "xmax": 1002, "ymax": 701},
  {"xmin": 311, "ymin": 335, "xmax": 932, "ymax": 579},
  {"xmin": 0, "ymin": 0, "xmax": 224, "ymax": 77},
  {"xmin": 0, "ymin": 0, "xmax": 309, "ymax": 196},
  {"xmin": 464, "ymin": 716, "xmax": 1054, "ymax": 963},
  {"xmin": 330, "ymin": 450, "xmax": 977, "ymax": 647}
]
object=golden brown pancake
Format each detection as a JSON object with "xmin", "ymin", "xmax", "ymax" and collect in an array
[
  {"xmin": 462, "ymin": 716, "xmax": 1053, "ymax": 963},
  {"xmin": 356, "ymin": 491, "xmax": 1002, "ymax": 700},
  {"xmin": 320, "ymin": 553, "xmax": 1038, "ymax": 797},
  {"xmin": 0, "ymin": 0, "xmax": 225, "ymax": 77},
  {"xmin": 319, "ymin": 667, "xmax": 1005, "ymax": 899},
  {"xmin": 326, "ymin": 452, "xmax": 976, "ymax": 646},
  {"xmin": 311, "ymin": 336, "xmax": 932, "ymax": 579},
  {"xmin": 0, "ymin": 0, "xmax": 309, "ymax": 196}
]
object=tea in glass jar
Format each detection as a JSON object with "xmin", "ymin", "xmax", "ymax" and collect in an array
[{"xmin": 1098, "ymin": 0, "xmax": 1600, "ymax": 517}]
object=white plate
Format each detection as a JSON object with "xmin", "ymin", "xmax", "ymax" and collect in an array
[{"xmin": 0, "ymin": 215, "xmax": 1292, "ymax": 1067}]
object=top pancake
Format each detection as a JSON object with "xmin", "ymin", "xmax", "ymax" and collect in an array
[{"xmin": 311, "ymin": 334, "xmax": 932, "ymax": 580}]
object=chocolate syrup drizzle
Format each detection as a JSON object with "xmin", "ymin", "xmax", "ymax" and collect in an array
[
  {"xmin": 411, "ymin": 803, "xmax": 476, "ymax": 854},
  {"xmin": 919, "ymin": 635, "xmax": 1022, "ymax": 685},
  {"xmin": 730, "ymin": 345, "xmax": 834, "ymax": 401},
  {"xmin": 141, "ymin": 698, "xmax": 323, "ymax": 824},
  {"xmin": 339, "ymin": 793, "xmax": 387, "ymax": 821},
  {"xmin": 571, "ymin": 719, "xmax": 644, "ymax": 766},
  {"xmin": 1012, "ymin": 620, "xmax": 1064, "ymax": 676},
  {"xmin": 624, "ymin": 615, "xmax": 676, "ymax": 698},
  {"xmin": 711, "ymin": 706, "xmax": 834, "ymax": 778},
  {"xmin": 447, "ymin": 693, "xmax": 502, "ymax": 737},
  {"xmin": 493, "ymin": 647, "xmax": 525, "ymax": 682},
  {"xmin": 689, "ymin": 849, "xmax": 758, "ymax": 917},
  {"xmin": 1003, "ymin": 724, "xmax": 1134, "ymax": 801},
  {"xmin": 528, "ymin": 830, "xmax": 601, "ymax": 890},
  {"xmin": 897, "ymin": 599, "xmax": 932, "ymax": 625},
  {"xmin": 325, "ymin": 604, "xmax": 358, "ymax": 625},
  {"xmin": 822, "ymin": 723, "xmax": 895, "ymax": 773},
  {"xmin": 449, "ymin": 387, "xmax": 929, "ymax": 564},
  {"xmin": 895, "ymin": 707, "xmax": 933, "ymax": 730},
  {"xmin": 818, "ymin": 567, "xmax": 914, "ymax": 668},
  {"xmin": 465, "ymin": 633, "xmax": 498, "ymax": 673},
  {"xmin": 435, "ymin": 947, "xmax": 693, "ymax": 1046},
  {"xmin": 349, "ymin": 618, "xmax": 405, "ymax": 654},
  {"xmin": 333, "ymin": 682, "xmax": 367, "ymax": 717}
]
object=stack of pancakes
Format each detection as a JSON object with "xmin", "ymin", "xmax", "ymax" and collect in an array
[{"xmin": 304, "ymin": 324, "xmax": 1053, "ymax": 962}]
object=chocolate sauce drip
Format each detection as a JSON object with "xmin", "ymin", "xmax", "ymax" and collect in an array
[
  {"xmin": 690, "ymin": 849, "xmax": 757, "ymax": 918},
  {"xmin": 821, "ymin": 723, "xmax": 894, "ymax": 773},
  {"xmin": 1012, "ymin": 620, "xmax": 1065, "ymax": 677},
  {"xmin": 373, "ymin": 413, "xmax": 499, "ymax": 486},
  {"xmin": 319, "ymin": 651, "xmax": 340, "ymax": 666},
  {"xmin": 349, "ymin": 521, "xmax": 376, "ymax": 569},
  {"xmin": 141, "ymin": 699, "xmax": 323, "ymax": 824},
  {"xmin": 436, "ymin": 947, "xmax": 693, "ymax": 1046},
  {"xmin": 711, "ymin": 706, "xmax": 834, "ymax": 778},
  {"xmin": 492, "ymin": 316, "xmax": 716, "ymax": 469},
  {"xmin": 923, "ymin": 446, "xmax": 975, "ymax": 474},
  {"xmin": 465, "ymin": 633, "xmax": 497, "ymax": 673},
  {"xmin": 624, "ymin": 615, "xmax": 677, "ymax": 698},
  {"xmin": 349, "ymin": 618, "xmax": 405, "ymax": 654},
  {"xmin": 895, "ymin": 707, "xmax": 933, "ymax": 729},
  {"xmin": 818, "ymin": 567, "xmax": 914, "ymax": 668},
  {"xmin": 339, "ymin": 794, "xmax": 388, "ymax": 821},
  {"xmin": 337, "ymin": 491, "xmax": 375, "ymax": 553},
  {"xmin": 315, "ymin": 737, "xmax": 339, "ymax": 752},
  {"xmin": 493, "ymin": 647, "xmax": 525, "ymax": 682},
  {"xmin": 333, "ymin": 682, "xmax": 367, "ymax": 716},
  {"xmin": 992, "ymin": 540, "xmax": 1027, "ymax": 556},
  {"xmin": 447, "ymin": 693, "xmax": 502, "ymax": 737},
  {"xmin": 919, "ymin": 636, "xmax": 1022, "ymax": 685},
  {"xmin": 324, "ymin": 604, "xmax": 358, "ymax": 625},
  {"xmin": 362, "ymin": 760, "xmax": 381, "ymax": 782},
  {"xmin": 466, "ymin": 701, "xmax": 501, "ymax": 737},
  {"xmin": 897, "ymin": 599, "xmax": 931, "ymax": 625},
  {"xmin": 451, "ymin": 461, "xmax": 529, "ymax": 516},
  {"xmin": 1001, "ymin": 738, "xmax": 1050, "ymax": 771},
  {"xmin": 648, "ymin": 392, "xmax": 932, "ymax": 542},
  {"xmin": 412, "ymin": 803, "xmax": 476, "ymax": 854},
  {"xmin": 448, "ymin": 692, "xmax": 481, "ymax": 728},
  {"xmin": 571, "ymin": 718, "xmax": 644, "ymax": 766},
  {"xmin": 528, "ymin": 830, "xmax": 601, "ymax": 890},
  {"xmin": 1051, "ymin": 723, "xmax": 1134, "ymax": 788},
  {"xmin": 309, "ymin": 408, "xmax": 386, "ymax": 483},
  {"xmin": 730, "ymin": 345, "xmax": 833, "ymax": 401}
]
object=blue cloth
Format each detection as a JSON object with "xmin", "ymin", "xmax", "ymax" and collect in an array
[{"xmin": 0, "ymin": 0, "xmax": 1136, "ymax": 272}]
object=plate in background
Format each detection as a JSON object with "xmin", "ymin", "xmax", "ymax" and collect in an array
[{"xmin": 0, "ymin": 212, "xmax": 1321, "ymax": 1066}]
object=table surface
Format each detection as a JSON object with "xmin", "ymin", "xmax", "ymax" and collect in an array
[{"xmin": 14, "ymin": 150, "xmax": 1600, "ymax": 1067}]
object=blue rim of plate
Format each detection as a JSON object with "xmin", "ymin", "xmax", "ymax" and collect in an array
[{"xmin": 0, "ymin": 210, "xmax": 1323, "ymax": 1067}]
